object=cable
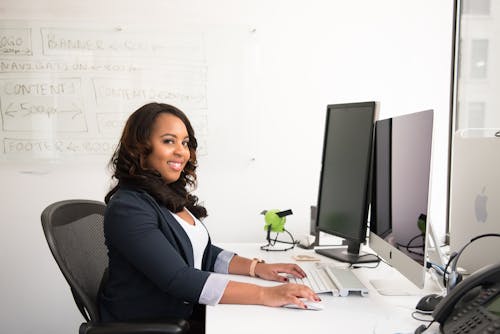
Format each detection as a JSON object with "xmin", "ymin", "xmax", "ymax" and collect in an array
[
  {"xmin": 396, "ymin": 233, "xmax": 425, "ymax": 257},
  {"xmin": 426, "ymin": 261, "xmax": 445, "ymax": 277},
  {"xmin": 349, "ymin": 252, "xmax": 381, "ymax": 267},
  {"xmin": 445, "ymin": 233, "xmax": 500, "ymax": 292},
  {"xmin": 406, "ymin": 233, "xmax": 425, "ymax": 249},
  {"xmin": 260, "ymin": 229, "xmax": 298, "ymax": 251},
  {"xmin": 349, "ymin": 260, "xmax": 381, "ymax": 269}
]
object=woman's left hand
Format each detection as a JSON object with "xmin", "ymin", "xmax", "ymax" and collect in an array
[{"xmin": 254, "ymin": 263, "xmax": 306, "ymax": 282}]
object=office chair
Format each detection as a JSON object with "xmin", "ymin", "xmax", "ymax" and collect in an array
[{"xmin": 41, "ymin": 199, "xmax": 189, "ymax": 334}]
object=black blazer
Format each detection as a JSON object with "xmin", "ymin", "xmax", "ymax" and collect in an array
[{"xmin": 99, "ymin": 186, "xmax": 223, "ymax": 321}]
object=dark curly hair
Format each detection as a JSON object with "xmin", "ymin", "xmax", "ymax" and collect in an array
[{"xmin": 105, "ymin": 102, "xmax": 207, "ymax": 219}]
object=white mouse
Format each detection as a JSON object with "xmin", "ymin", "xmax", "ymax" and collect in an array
[{"xmin": 282, "ymin": 300, "xmax": 324, "ymax": 311}]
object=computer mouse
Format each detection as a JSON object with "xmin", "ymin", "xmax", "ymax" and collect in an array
[
  {"xmin": 282, "ymin": 300, "xmax": 324, "ymax": 311},
  {"xmin": 415, "ymin": 293, "xmax": 443, "ymax": 312}
]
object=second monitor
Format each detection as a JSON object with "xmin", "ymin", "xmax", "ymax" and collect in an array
[
  {"xmin": 369, "ymin": 109, "xmax": 434, "ymax": 291},
  {"xmin": 314, "ymin": 101, "xmax": 378, "ymax": 263}
]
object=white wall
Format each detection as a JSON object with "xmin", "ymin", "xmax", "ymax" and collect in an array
[{"xmin": 0, "ymin": 1, "xmax": 454, "ymax": 333}]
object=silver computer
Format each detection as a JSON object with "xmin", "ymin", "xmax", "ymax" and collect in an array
[{"xmin": 449, "ymin": 129, "xmax": 500, "ymax": 273}]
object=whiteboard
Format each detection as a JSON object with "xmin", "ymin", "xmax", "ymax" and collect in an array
[{"xmin": 0, "ymin": 21, "xmax": 252, "ymax": 161}]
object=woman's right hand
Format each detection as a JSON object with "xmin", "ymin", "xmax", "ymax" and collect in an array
[{"xmin": 260, "ymin": 283, "xmax": 321, "ymax": 309}]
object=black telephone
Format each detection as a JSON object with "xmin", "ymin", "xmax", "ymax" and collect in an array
[{"xmin": 432, "ymin": 263, "xmax": 500, "ymax": 333}]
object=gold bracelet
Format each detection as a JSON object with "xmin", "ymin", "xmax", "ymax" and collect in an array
[{"xmin": 249, "ymin": 258, "xmax": 265, "ymax": 277}]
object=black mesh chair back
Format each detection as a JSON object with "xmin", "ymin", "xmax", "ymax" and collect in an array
[
  {"xmin": 41, "ymin": 199, "xmax": 108, "ymax": 322},
  {"xmin": 41, "ymin": 199, "xmax": 189, "ymax": 334}
]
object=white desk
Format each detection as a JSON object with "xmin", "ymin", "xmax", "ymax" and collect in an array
[{"xmin": 206, "ymin": 243, "xmax": 442, "ymax": 334}]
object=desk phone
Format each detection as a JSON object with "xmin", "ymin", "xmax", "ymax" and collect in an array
[{"xmin": 433, "ymin": 263, "xmax": 500, "ymax": 334}]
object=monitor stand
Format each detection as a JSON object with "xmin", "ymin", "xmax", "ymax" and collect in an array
[
  {"xmin": 370, "ymin": 271, "xmax": 443, "ymax": 296},
  {"xmin": 369, "ymin": 278, "xmax": 422, "ymax": 296},
  {"xmin": 314, "ymin": 241, "xmax": 379, "ymax": 264}
]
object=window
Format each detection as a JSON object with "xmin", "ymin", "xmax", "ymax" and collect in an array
[
  {"xmin": 469, "ymin": 39, "xmax": 488, "ymax": 79},
  {"xmin": 466, "ymin": 102, "xmax": 485, "ymax": 128},
  {"xmin": 462, "ymin": 0, "xmax": 490, "ymax": 15},
  {"xmin": 454, "ymin": 0, "xmax": 499, "ymax": 129}
]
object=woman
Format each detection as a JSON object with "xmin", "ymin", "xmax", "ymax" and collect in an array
[{"xmin": 99, "ymin": 102, "xmax": 319, "ymax": 331}]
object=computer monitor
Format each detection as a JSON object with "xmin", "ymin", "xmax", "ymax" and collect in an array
[
  {"xmin": 314, "ymin": 102, "xmax": 379, "ymax": 264},
  {"xmin": 369, "ymin": 109, "xmax": 434, "ymax": 293}
]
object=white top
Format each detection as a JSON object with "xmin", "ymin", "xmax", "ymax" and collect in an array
[{"xmin": 170, "ymin": 209, "xmax": 209, "ymax": 270}]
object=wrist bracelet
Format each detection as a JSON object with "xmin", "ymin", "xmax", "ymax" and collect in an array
[{"xmin": 249, "ymin": 258, "xmax": 265, "ymax": 277}]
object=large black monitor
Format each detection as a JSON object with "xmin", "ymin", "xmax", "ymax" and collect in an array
[
  {"xmin": 314, "ymin": 102, "xmax": 379, "ymax": 264},
  {"xmin": 369, "ymin": 110, "xmax": 433, "ymax": 292}
]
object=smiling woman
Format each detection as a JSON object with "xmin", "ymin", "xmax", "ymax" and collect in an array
[
  {"xmin": 99, "ymin": 102, "xmax": 320, "ymax": 333},
  {"xmin": 145, "ymin": 113, "xmax": 191, "ymax": 185},
  {"xmin": 105, "ymin": 102, "xmax": 203, "ymax": 216}
]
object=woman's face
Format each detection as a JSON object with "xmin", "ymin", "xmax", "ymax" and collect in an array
[{"xmin": 145, "ymin": 113, "xmax": 191, "ymax": 184}]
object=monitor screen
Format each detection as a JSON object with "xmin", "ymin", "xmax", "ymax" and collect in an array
[
  {"xmin": 314, "ymin": 102, "xmax": 378, "ymax": 264},
  {"xmin": 369, "ymin": 109, "xmax": 433, "ymax": 291}
]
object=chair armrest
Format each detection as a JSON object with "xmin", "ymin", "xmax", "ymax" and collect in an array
[{"xmin": 80, "ymin": 319, "xmax": 190, "ymax": 334}]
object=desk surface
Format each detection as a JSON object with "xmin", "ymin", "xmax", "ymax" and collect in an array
[{"xmin": 206, "ymin": 243, "xmax": 442, "ymax": 334}]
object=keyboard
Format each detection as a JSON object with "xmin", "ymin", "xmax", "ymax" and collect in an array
[{"xmin": 289, "ymin": 263, "xmax": 369, "ymax": 297}]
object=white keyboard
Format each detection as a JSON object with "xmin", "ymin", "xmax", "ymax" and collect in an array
[{"xmin": 289, "ymin": 263, "xmax": 369, "ymax": 297}]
